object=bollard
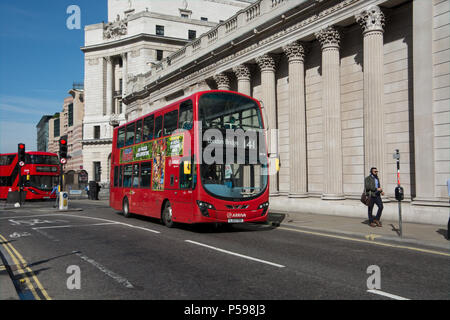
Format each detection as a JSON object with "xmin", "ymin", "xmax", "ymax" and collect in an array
[{"xmin": 59, "ymin": 192, "xmax": 69, "ymax": 210}]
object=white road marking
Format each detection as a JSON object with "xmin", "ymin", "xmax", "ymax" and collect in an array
[
  {"xmin": 60, "ymin": 214, "xmax": 161, "ymax": 234},
  {"xmin": 185, "ymin": 240, "xmax": 286, "ymax": 268},
  {"xmin": 367, "ymin": 289, "xmax": 410, "ymax": 300},
  {"xmin": 32, "ymin": 222, "xmax": 118, "ymax": 230},
  {"xmin": 75, "ymin": 252, "xmax": 134, "ymax": 289},
  {"xmin": 9, "ymin": 232, "xmax": 32, "ymax": 239},
  {"xmin": 1, "ymin": 213, "xmax": 161, "ymax": 234},
  {"xmin": 8, "ymin": 218, "xmax": 69, "ymax": 226}
]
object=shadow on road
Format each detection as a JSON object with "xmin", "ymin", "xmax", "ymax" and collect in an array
[
  {"xmin": 112, "ymin": 210, "xmax": 285, "ymax": 234},
  {"xmin": 26, "ymin": 251, "xmax": 81, "ymax": 269}
]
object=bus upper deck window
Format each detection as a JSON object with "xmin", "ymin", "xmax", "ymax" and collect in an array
[
  {"xmin": 179, "ymin": 100, "xmax": 193, "ymax": 130},
  {"xmin": 135, "ymin": 120, "xmax": 143, "ymax": 144},
  {"xmin": 117, "ymin": 127, "xmax": 126, "ymax": 148},
  {"xmin": 155, "ymin": 116, "xmax": 163, "ymax": 138},
  {"xmin": 125, "ymin": 122, "xmax": 136, "ymax": 146},
  {"xmin": 164, "ymin": 109, "xmax": 178, "ymax": 136},
  {"xmin": 143, "ymin": 115, "xmax": 154, "ymax": 141}
]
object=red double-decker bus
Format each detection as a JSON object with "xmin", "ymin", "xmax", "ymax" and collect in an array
[
  {"xmin": 0, "ymin": 152, "xmax": 60, "ymax": 200},
  {"xmin": 110, "ymin": 90, "xmax": 270, "ymax": 227}
]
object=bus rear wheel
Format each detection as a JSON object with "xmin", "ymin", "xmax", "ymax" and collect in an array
[
  {"xmin": 162, "ymin": 202, "xmax": 174, "ymax": 228},
  {"xmin": 122, "ymin": 197, "xmax": 131, "ymax": 218}
]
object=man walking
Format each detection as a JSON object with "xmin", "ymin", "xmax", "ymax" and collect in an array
[{"xmin": 364, "ymin": 167, "xmax": 384, "ymax": 227}]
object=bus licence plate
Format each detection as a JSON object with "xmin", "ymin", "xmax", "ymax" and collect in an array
[{"xmin": 228, "ymin": 219, "xmax": 244, "ymax": 223}]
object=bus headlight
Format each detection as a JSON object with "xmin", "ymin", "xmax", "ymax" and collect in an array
[
  {"xmin": 258, "ymin": 202, "xmax": 269, "ymax": 216},
  {"xmin": 196, "ymin": 201, "xmax": 216, "ymax": 217},
  {"xmin": 258, "ymin": 202, "xmax": 269, "ymax": 210}
]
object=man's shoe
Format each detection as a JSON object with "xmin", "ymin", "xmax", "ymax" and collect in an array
[
  {"xmin": 369, "ymin": 222, "xmax": 377, "ymax": 227},
  {"xmin": 374, "ymin": 219, "xmax": 382, "ymax": 227}
]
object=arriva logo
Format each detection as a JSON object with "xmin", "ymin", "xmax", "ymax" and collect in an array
[{"xmin": 227, "ymin": 213, "xmax": 247, "ymax": 219}]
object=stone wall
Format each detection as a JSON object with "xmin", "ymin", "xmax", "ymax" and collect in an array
[{"xmin": 433, "ymin": 0, "xmax": 450, "ymax": 200}]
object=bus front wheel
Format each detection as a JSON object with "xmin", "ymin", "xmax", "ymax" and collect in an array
[
  {"xmin": 162, "ymin": 202, "xmax": 174, "ymax": 228},
  {"xmin": 122, "ymin": 197, "xmax": 131, "ymax": 218}
]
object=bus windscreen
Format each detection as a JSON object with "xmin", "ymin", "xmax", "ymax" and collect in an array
[{"xmin": 198, "ymin": 92, "xmax": 268, "ymax": 200}]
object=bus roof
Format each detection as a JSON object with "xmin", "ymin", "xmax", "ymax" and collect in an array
[{"xmin": 0, "ymin": 151, "xmax": 58, "ymax": 157}]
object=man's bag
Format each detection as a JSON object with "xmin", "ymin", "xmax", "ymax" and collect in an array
[{"xmin": 360, "ymin": 192, "xmax": 370, "ymax": 206}]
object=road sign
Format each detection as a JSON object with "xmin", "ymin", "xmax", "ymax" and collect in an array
[
  {"xmin": 60, "ymin": 158, "xmax": 67, "ymax": 164},
  {"xmin": 19, "ymin": 161, "xmax": 25, "ymax": 167}
]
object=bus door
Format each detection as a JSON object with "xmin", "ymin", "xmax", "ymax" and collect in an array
[
  {"xmin": 170, "ymin": 100, "xmax": 194, "ymax": 223},
  {"xmin": 122, "ymin": 164, "xmax": 134, "ymax": 210},
  {"xmin": 130, "ymin": 163, "xmax": 140, "ymax": 212},
  {"xmin": 174, "ymin": 155, "xmax": 194, "ymax": 223}
]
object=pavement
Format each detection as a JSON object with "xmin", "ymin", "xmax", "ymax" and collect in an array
[
  {"xmin": 0, "ymin": 243, "xmax": 19, "ymax": 300},
  {"xmin": 270, "ymin": 210, "xmax": 450, "ymax": 252}
]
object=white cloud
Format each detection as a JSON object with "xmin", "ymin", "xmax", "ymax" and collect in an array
[
  {"xmin": 0, "ymin": 103, "xmax": 46, "ymax": 115},
  {"xmin": 0, "ymin": 95, "xmax": 61, "ymax": 114}
]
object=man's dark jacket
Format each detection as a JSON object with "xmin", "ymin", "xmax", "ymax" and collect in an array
[{"xmin": 364, "ymin": 175, "xmax": 380, "ymax": 198}]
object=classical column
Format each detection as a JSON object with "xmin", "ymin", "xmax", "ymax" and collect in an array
[
  {"xmin": 214, "ymin": 73, "xmax": 231, "ymax": 91},
  {"xmin": 232, "ymin": 64, "xmax": 253, "ymax": 191},
  {"xmin": 233, "ymin": 64, "xmax": 251, "ymax": 96},
  {"xmin": 121, "ymin": 52, "xmax": 128, "ymax": 99},
  {"xmin": 315, "ymin": 26, "xmax": 344, "ymax": 200},
  {"xmin": 356, "ymin": 6, "xmax": 386, "ymax": 187},
  {"xmin": 105, "ymin": 56, "xmax": 114, "ymax": 116},
  {"xmin": 256, "ymin": 53, "xmax": 278, "ymax": 196},
  {"xmin": 283, "ymin": 41, "xmax": 308, "ymax": 198},
  {"xmin": 411, "ymin": 0, "xmax": 435, "ymax": 201}
]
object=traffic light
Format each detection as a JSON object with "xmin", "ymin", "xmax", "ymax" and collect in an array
[
  {"xmin": 59, "ymin": 136, "xmax": 68, "ymax": 159},
  {"xmin": 18, "ymin": 143, "xmax": 26, "ymax": 163}
]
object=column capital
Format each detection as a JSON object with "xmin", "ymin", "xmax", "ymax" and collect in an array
[
  {"xmin": 355, "ymin": 5, "xmax": 385, "ymax": 34},
  {"xmin": 232, "ymin": 64, "xmax": 251, "ymax": 81},
  {"xmin": 315, "ymin": 26, "xmax": 340, "ymax": 50},
  {"xmin": 283, "ymin": 41, "xmax": 306, "ymax": 63},
  {"xmin": 104, "ymin": 56, "xmax": 113, "ymax": 64},
  {"xmin": 213, "ymin": 72, "xmax": 230, "ymax": 89},
  {"xmin": 256, "ymin": 53, "xmax": 276, "ymax": 72}
]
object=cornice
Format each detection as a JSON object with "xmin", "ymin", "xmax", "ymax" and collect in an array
[{"xmin": 81, "ymin": 33, "xmax": 189, "ymax": 53}]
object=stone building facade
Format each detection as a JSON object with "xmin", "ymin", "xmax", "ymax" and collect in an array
[
  {"xmin": 81, "ymin": 0, "xmax": 255, "ymax": 184},
  {"xmin": 123, "ymin": 0, "xmax": 450, "ymax": 225},
  {"xmin": 48, "ymin": 88, "xmax": 86, "ymax": 188}
]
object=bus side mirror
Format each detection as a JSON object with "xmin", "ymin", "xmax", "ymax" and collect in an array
[{"xmin": 184, "ymin": 161, "xmax": 192, "ymax": 175}]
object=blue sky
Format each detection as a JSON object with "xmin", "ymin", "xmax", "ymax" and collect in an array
[{"xmin": 0, "ymin": 0, "xmax": 107, "ymax": 153}]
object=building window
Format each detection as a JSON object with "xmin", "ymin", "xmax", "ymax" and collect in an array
[
  {"xmin": 68, "ymin": 103, "xmax": 74, "ymax": 127},
  {"xmin": 94, "ymin": 126, "xmax": 100, "ymax": 139},
  {"xmin": 179, "ymin": 9, "xmax": 192, "ymax": 19},
  {"xmin": 156, "ymin": 50, "xmax": 163, "ymax": 61},
  {"xmin": 201, "ymin": 17, "xmax": 208, "ymax": 21},
  {"xmin": 94, "ymin": 162, "xmax": 101, "ymax": 182},
  {"xmin": 54, "ymin": 118, "xmax": 60, "ymax": 138},
  {"xmin": 188, "ymin": 30, "xmax": 196, "ymax": 40},
  {"xmin": 156, "ymin": 25, "xmax": 164, "ymax": 36}
]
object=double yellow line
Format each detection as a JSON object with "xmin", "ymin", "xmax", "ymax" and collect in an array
[{"xmin": 0, "ymin": 234, "xmax": 51, "ymax": 300}]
